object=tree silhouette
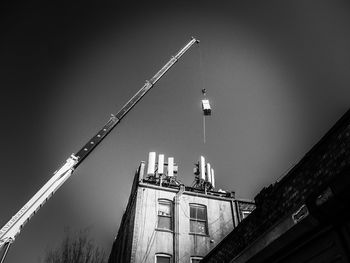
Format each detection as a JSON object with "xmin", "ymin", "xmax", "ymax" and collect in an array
[{"xmin": 42, "ymin": 228, "xmax": 106, "ymax": 263}]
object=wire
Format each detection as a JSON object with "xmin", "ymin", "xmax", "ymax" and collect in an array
[
  {"xmin": 137, "ymin": 193, "xmax": 233, "ymax": 263},
  {"xmin": 179, "ymin": 203, "xmax": 190, "ymax": 218},
  {"xmin": 137, "ymin": 187, "xmax": 148, "ymax": 254},
  {"xmin": 198, "ymin": 41, "xmax": 208, "ymax": 146},
  {"xmin": 203, "ymin": 115, "xmax": 206, "ymax": 144},
  {"xmin": 140, "ymin": 229, "xmax": 156, "ymax": 263},
  {"xmin": 140, "ymin": 191, "xmax": 158, "ymax": 263},
  {"xmin": 180, "ymin": 202, "xmax": 226, "ymax": 228},
  {"xmin": 198, "ymin": 42, "xmax": 206, "ymax": 92},
  {"xmin": 177, "ymin": 193, "xmax": 236, "ymax": 263},
  {"xmin": 177, "ymin": 216, "xmax": 234, "ymax": 263}
]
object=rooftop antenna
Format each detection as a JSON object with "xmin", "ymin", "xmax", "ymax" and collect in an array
[
  {"xmin": 192, "ymin": 156, "xmax": 215, "ymax": 192},
  {"xmin": 144, "ymin": 152, "xmax": 179, "ymax": 187}
]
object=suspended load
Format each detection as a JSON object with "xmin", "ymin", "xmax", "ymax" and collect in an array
[
  {"xmin": 201, "ymin": 89, "xmax": 211, "ymax": 116},
  {"xmin": 202, "ymin": 99, "xmax": 211, "ymax": 116},
  {"xmin": 200, "ymin": 89, "xmax": 211, "ymax": 143}
]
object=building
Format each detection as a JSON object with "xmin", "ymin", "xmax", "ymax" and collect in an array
[
  {"xmin": 108, "ymin": 153, "xmax": 255, "ymax": 263},
  {"xmin": 201, "ymin": 109, "xmax": 350, "ymax": 263}
]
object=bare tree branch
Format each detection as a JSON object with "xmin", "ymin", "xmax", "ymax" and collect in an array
[{"xmin": 41, "ymin": 228, "xmax": 106, "ymax": 263}]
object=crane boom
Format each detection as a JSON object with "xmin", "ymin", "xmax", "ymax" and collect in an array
[{"xmin": 0, "ymin": 37, "xmax": 199, "ymax": 258}]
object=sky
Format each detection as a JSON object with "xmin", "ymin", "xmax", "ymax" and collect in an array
[{"xmin": 1, "ymin": 1, "xmax": 350, "ymax": 262}]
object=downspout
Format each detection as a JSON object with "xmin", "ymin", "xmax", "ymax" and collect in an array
[
  {"xmin": 230, "ymin": 200, "xmax": 238, "ymax": 228},
  {"xmin": 174, "ymin": 185, "xmax": 185, "ymax": 263},
  {"xmin": 234, "ymin": 200, "xmax": 241, "ymax": 224}
]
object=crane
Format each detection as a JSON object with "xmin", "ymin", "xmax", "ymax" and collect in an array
[{"xmin": 0, "ymin": 37, "xmax": 199, "ymax": 262}]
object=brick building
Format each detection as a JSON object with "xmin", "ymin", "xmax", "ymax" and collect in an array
[
  {"xmin": 202, "ymin": 109, "xmax": 350, "ymax": 262},
  {"xmin": 108, "ymin": 153, "xmax": 255, "ymax": 263}
]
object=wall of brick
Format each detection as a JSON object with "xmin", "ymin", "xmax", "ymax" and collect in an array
[
  {"xmin": 202, "ymin": 109, "xmax": 350, "ymax": 262},
  {"xmin": 108, "ymin": 169, "xmax": 140, "ymax": 263}
]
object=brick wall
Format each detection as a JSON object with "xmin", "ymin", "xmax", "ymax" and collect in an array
[
  {"xmin": 202, "ymin": 109, "xmax": 350, "ymax": 262},
  {"xmin": 108, "ymin": 170, "xmax": 139, "ymax": 263}
]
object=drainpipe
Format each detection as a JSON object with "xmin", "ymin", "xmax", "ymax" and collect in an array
[
  {"xmin": 234, "ymin": 200, "xmax": 241, "ymax": 224},
  {"xmin": 174, "ymin": 184, "xmax": 185, "ymax": 263},
  {"xmin": 230, "ymin": 200, "xmax": 238, "ymax": 228}
]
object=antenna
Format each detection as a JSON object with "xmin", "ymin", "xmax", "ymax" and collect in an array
[
  {"xmin": 192, "ymin": 156, "xmax": 215, "ymax": 191},
  {"xmin": 200, "ymin": 156, "xmax": 206, "ymax": 180},
  {"xmin": 206, "ymin": 163, "xmax": 211, "ymax": 183},
  {"xmin": 158, "ymin": 154, "xmax": 164, "ymax": 175},
  {"xmin": 147, "ymin": 152, "xmax": 156, "ymax": 176},
  {"xmin": 142, "ymin": 152, "xmax": 181, "ymax": 187},
  {"xmin": 168, "ymin": 157, "xmax": 174, "ymax": 177}
]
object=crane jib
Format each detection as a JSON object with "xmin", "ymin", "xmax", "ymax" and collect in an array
[
  {"xmin": 75, "ymin": 115, "xmax": 119, "ymax": 163},
  {"xmin": 74, "ymin": 37, "xmax": 199, "ymax": 165},
  {"xmin": 0, "ymin": 37, "xmax": 199, "ymax": 259}
]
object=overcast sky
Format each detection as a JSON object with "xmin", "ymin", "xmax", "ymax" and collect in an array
[{"xmin": 1, "ymin": 1, "xmax": 350, "ymax": 262}]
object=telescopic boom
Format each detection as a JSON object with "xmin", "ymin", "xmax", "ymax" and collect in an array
[{"xmin": 0, "ymin": 37, "xmax": 199, "ymax": 261}]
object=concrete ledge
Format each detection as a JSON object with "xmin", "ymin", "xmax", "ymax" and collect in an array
[{"xmin": 231, "ymin": 206, "xmax": 319, "ymax": 263}]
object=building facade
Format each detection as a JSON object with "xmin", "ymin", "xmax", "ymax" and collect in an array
[
  {"xmin": 201, "ymin": 110, "xmax": 350, "ymax": 263},
  {"xmin": 108, "ymin": 153, "xmax": 255, "ymax": 263}
]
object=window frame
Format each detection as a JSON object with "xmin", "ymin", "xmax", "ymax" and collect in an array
[
  {"xmin": 155, "ymin": 253, "xmax": 172, "ymax": 263},
  {"xmin": 157, "ymin": 199, "xmax": 173, "ymax": 231},
  {"xmin": 189, "ymin": 203, "xmax": 208, "ymax": 235},
  {"xmin": 190, "ymin": 256, "xmax": 203, "ymax": 263},
  {"xmin": 242, "ymin": 210, "xmax": 251, "ymax": 219}
]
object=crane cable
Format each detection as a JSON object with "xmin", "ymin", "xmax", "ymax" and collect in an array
[
  {"xmin": 203, "ymin": 115, "xmax": 206, "ymax": 144},
  {"xmin": 198, "ymin": 43, "xmax": 208, "ymax": 145},
  {"xmin": 202, "ymin": 88, "xmax": 207, "ymax": 144}
]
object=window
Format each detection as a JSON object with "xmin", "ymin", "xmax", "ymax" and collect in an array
[
  {"xmin": 191, "ymin": 256, "xmax": 203, "ymax": 263},
  {"xmin": 189, "ymin": 204, "xmax": 208, "ymax": 235},
  {"xmin": 155, "ymin": 253, "xmax": 171, "ymax": 263},
  {"xmin": 157, "ymin": 200, "xmax": 172, "ymax": 230},
  {"xmin": 242, "ymin": 211, "xmax": 251, "ymax": 219}
]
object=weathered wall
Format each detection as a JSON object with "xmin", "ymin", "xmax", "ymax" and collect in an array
[
  {"xmin": 178, "ymin": 194, "xmax": 235, "ymax": 260},
  {"xmin": 108, "ymin": 167, "xmax": 255, "ymax": 262},
  {"xmin": 132, "ymin": 186, "xmax": 176, "ymax": 263},
  {"xmin": 129, "ymin": 184, "xmax": 247, "ymax": 262}
]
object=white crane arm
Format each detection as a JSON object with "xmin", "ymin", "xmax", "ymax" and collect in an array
[
  {"xmin": 0, "ymin": 37, "xmax": 199, "ymax": 261},
  {"xmin": 0, "ymin": 155, "xmax": 78, "ymax": 247}
]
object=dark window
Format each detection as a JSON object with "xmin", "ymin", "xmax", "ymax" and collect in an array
[
  {"xmin": 189, "ymin": 204, "xmax": 208, "ymax": 235},
  {"xmin": 191, "ymin": 256, "xmax": 203, "ymax": 263},
  {"xmin": 155, "ymin": 254, "xmax": 171, "ymax": 263},
  {"xmin": 157, "ymin": 200, "xmax": 172, "ymax": 230}
]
